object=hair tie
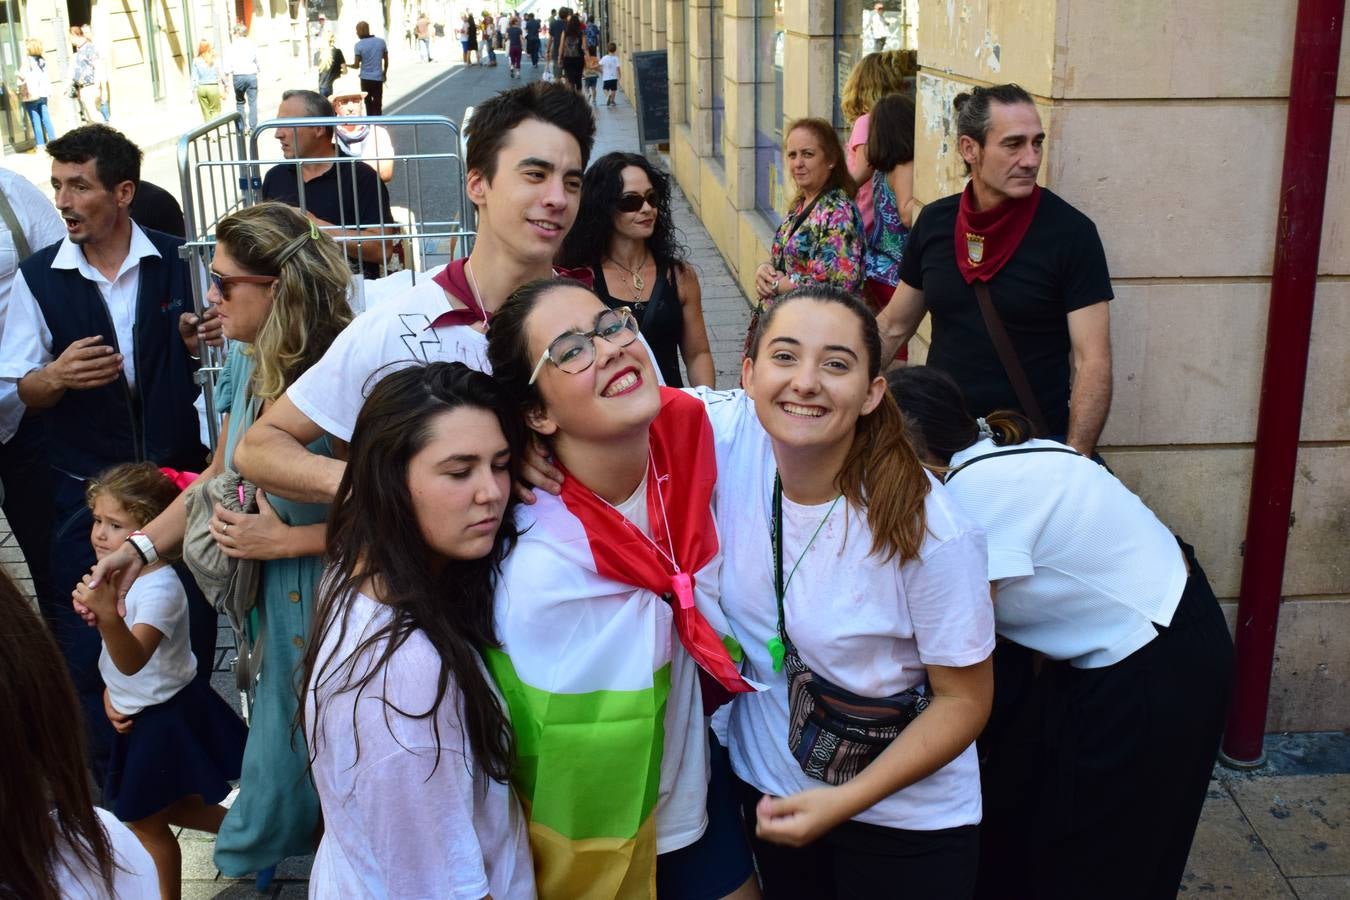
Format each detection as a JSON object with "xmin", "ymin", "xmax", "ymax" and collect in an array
[
  {"xmin": 975, "ymin": 417, "xmax": 994, "ymax": 439},
  {"xmin": 158, "ymin": 467, "xmax": 200, "ymax": 491}
]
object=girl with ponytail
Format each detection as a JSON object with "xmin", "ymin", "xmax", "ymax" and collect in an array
[
  {"xmin": 889, "ymin": 365, "xmax": 1233, "ymax": 899},
  {"xmin": 698, "ymin": 286, "xmax": 994, "ymax": 896}
]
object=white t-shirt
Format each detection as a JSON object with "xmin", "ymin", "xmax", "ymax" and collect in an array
[
  {"xmin": 50, "ymin": 807, "xmax": 159, "ymax": 899},
  {"xmin": 945, "ymin": 437, "xmax": 1190, "ymax": 669},
  {"xmin": 610, "ymin": 476, "xmax": 710, "ymax": 854},
  {"xmin": 287, "ymin": 267, "xmax": 490, "ymax": 442},
  {"xmin": 306, "ymin": 589, "xmax": 535, "ymax": 900},
  {"xmin": 0, "ymin": 223, "xmax": 162, "ymax": 393},
  {"xmin": 99, "ymin": 566, "xmax": 197, "ymax": 716},
  {"xmin": 600, "ymin": 54, "xmax": 620, "ymax": 81},
  {"xmin": 0, "ymin": 168, "xmax": 66, "ymax": 444},
  {"xmin": 693, "ymin": 387, "xmax": 995, "ymax": 831}
]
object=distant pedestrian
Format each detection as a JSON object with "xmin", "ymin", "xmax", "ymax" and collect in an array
[
  {"xmin": 315, "ymin": 31, "xmax": 347, "ymax": 98},
  {"xmin": 81, "ymin": 26, "xmax": 112, "ymax": 122},
  {"xmin": 415, "ymin": 11, "xmax": 433, "ymax": 61},
  {"xmin": 599, "ymin": 42, "xmax": 621, "ymax": 106},
  {"xmin": 862, "ymin": 2, "xmax": 889, "ymax": 52},
  {"xmin": 559, "ymin": 14, "xmax": 585, "ymax": 90},
  {"xmin": 223, "ymin": 23, "xmax": 261, "ymax": 131},
  {"xmin": 332, "ymin": 77, "xmax": 396, "ymax": 183},
  {"xmin": 191, "ymin": 40, "xmax": 224, "ymax": 122},
  {"xmin": 18, "ymin": 38, "xmax": 57, "ymax": 146},
  {"xmin": 479, "ymin": 13, "xmax": 497, "ymax": 66},
  {"xmin": 352, "ymin": 21, "xmax": 388, "ymax": 115},
  {"xmin": 524, "ymin": 13, "xmax": 542, "ymax": 66},
  {"xmin": 548, "ymin": 7, "xmax": 568, "ymax": 66},
  {"xmin": 67, "ymin": 26, "xmax": 102, "ymax": 125},
  {"xmin": 506, "ymin": 16, "xmax": 523, "ymax": 78},
  {"xmin": 464, "ymin": 13, "xmax": 479, "ymax": 65}
]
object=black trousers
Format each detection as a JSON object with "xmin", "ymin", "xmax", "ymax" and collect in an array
[
  {"xmin": 0, "ymin": 416, "xmax": 57, "ymax": 609},
  {"xmin": 361, "ymin": 78, "xmax": 384, "ymax": 116},
  {"xmin": 45, "ymin": 473, "xmax": 218, "ymax": 784},
  {"xmin": 734, "ymin": 773, "xmax": 979, "ymax": 899},
  {"xmin": 976, "ymin": 539, "xmax": 1234, "ymax": 900}
]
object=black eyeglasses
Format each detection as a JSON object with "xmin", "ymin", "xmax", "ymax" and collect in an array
[{"xmin": 615, "ymin": 190, "xmax": 660, "ymax": 213}]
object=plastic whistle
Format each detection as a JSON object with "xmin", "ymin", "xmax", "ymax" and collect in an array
[
  {"xmin": 767, "ymin": 636, "xmax": 786, "ymax": 673},
  {"xmin": 671, "ymin": 572, "xmax": 695, "ymax": 610}
]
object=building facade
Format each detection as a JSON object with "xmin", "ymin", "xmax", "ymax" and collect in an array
[{"xmin": 608, "ymin": 0, "xmax": 1350, "ymax": 733}]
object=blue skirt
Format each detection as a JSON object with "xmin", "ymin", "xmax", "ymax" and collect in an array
[{"xmin": 104, "ymin": 678, "xmax": 247, "ymax": 822}]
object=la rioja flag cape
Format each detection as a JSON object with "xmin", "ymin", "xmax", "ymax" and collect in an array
[{"xmin": 485, "ymin": 388, "xmax": 756, "ymax": 900}]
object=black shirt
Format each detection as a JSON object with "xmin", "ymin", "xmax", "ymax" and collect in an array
[
  {"xmin": 595, "ymin": 262, "xmax": 685, "ymax": 388},
  {"xmin": 525, "ymin": 19, "xmax": 541, "ymax": 39},
  {"xmin": 261, "ymin": 157, "xmax": 395, "ymax": 280},
  {"xmin": 130, "ymin": 180, "xmax": 186, "ymax": 238},
  {"xmin": 898, "ymin": 188, "xmax": 1112, "ymax": 436}
]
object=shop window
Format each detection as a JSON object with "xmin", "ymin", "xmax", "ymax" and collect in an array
[
  {"xmin": 834, "ymin": 0, "xmax": 908, "ymax": 128},
  {"xmin": 753, "ymin": 0, "xmax": 784, "ymax": 221}
]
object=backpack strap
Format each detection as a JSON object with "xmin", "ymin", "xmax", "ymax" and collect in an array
[{"xmin": 944, "ymin": 445, "xmax": 1085, "ymax": 483}]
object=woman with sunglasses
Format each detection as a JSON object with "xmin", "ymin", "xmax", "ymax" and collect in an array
[
  {"xmin": 85, "ymin": 201, "xmax": 353, "ymax": 888},
  {"xmin": 485, "ymin": 279, "xmax": 759, "ymax": 900},
  {"xmin": 559, "ymin": 151, "xmax": 716, "ymax": 387}
]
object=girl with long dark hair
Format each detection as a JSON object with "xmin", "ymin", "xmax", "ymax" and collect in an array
[
  {"xmin": 0, "ymin": 566, "xmax": 158, "ymax": 899},
  {"xmin": 889, "ymin": 365, "xmax": 1234, "ymax": 899},
  {"xmin": 559, "ymin": 151, "xmax": 715, "ymax": 387},
  {"xmin": 486, "ymin": 279, "xmax": 758, "ymax": 899},
  {"xmin": 300, "ymin": 362, "xmax": 534, "ymax": 897},
  {"xmin": 559, "ymin": 14, "xmax": 586, "ymax": 89},
  {"xmin": 698, "ymin": 287, "xmax": 994, "ymax": 898}
]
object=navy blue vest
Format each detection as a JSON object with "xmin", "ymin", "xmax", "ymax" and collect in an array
[{"xmin": 19, "ymin": 228, "xmax": 205, "ymax": 480}]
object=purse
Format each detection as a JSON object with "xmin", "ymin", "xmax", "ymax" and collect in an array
[
  {"xmin": 181, "ymin": 381, "xmax": 266, "ymax": 692},
  {"xmin": 770, "ymin": 474, "xmax": 929, "ymax": 786}
]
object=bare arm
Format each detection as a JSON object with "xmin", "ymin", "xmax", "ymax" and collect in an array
[
  {"xmin": 675, "ymin": 264, "xmax": 716, "ymax": 388},
  {"xmin": 308, "ymin": 211, "xmax": 398, "ymax": 264},
  {"xmin": 889, "ymin": 162, "xmax": 918, "ymax": 230},
  {"xmin": 846, "ymin": 139, "xmax": 873, "ymax": 190},
  {"xmin": 234, "ymin": 393, "xmax": 345, "ymax": 504},
  {"xmin": 1064, "ymin": 301, "xmax": 1112, "ymax": 456},
  {"xmin": 755, "ymin": 656, "xmax": 993, "ymax": 846},
  {"xmin": 876, "ymin": 281, "xmax": 927, "ymax": 362},
  {"xmin": 373, "ymin": 127, "xmax": 395, "ymax": 182}
]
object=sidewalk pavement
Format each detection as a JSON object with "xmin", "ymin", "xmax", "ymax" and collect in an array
[{"xmin": 3, "ymin": 80, "xmax": 1345, "ymax": 899}]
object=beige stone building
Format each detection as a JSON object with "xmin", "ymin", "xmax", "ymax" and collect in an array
[{"xmin": 607, "ymin": 0, "xmax": 1349, "ymax": 734}]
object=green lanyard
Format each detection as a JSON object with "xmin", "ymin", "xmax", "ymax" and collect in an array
[{"xmin": 767, "ymin": 473, "xmax": 842, "ymax": 673}]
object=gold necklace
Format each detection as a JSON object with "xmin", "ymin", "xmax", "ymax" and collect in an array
[{"xmin": 607, "ymin": 250, "xmax": 648, "ymax": 300}]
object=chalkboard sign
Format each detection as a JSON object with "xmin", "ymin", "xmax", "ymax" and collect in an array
[{"xmin": 631, "ymin": 50, "xmax": 669, "ymax": 148}]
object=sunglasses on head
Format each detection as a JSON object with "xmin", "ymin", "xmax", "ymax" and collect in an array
[{"xmin": 615, "ymin": 190, "xmax": 660, "ymax": 213}]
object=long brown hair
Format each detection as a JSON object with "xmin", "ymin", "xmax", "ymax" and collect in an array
[
  {"xmin": 300, "ymin": 362, "xmax": 525, "ymax": 783},
  {"xmin": 0, "ymin": 569, "xmax": 117, "ymax": 900},
  {"xmin": 784, "ymin": 117, "xmax": 856, "ymax": 205},
  {"xmin": 749, "ymin": 286, "xmax": 930, "ymax": 562}
]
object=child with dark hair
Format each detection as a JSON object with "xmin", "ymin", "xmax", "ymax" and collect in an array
[{"xmin": 74, "ymin": 462, "xmax": 246, "ymax": 900}]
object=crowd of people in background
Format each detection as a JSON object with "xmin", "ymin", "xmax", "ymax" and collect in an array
[{"xmin": 0, "ymin": 23, "xmax": 1239, "ymax": 899}]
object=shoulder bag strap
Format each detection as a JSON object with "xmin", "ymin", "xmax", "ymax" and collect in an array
[
  {"xmin": 944, "ymin": 445, "xmax": 1086, "ymax": 483},
  {"xmin": 772, "ymin": 193, "xmax": 825, "ymax": 273},
  {"xmin": 972, "ymin": 281, "xmax": 1050, "ymax": 436},
  {"xmin": 0, "ymin": 188, "xmax": 32, "ymax": 261}
]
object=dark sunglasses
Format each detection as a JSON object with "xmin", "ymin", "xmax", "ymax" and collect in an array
[
  {"xmin": 615, "ymin": 190, "xmax": 660, "ymax": 213},
  {"xmin": 209, "ymin": 270, "xmax": 278, "ymax": 296}
]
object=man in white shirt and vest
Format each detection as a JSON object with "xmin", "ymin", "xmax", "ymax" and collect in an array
[{"xmin": 0, "ymin": 125, "xmax": 217, "ymax": 780}]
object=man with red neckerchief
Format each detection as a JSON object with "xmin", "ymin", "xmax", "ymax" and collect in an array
[
  {"xmin": 233, "ymin": 82, "xmax": 598, "ymax": 504},
  {"xmin": 877, "ymin": 83, "xmax": 1113, "ymax": 457}
]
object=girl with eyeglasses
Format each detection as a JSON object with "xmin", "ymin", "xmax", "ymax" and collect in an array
[
  {"xmin": 85, "ymin": 201, "xmax": 353, "ymax": 888},
  {"xmin": 559, "ymin": 151, "xmax": 716, "ymax": 388},
  {"xmin": 486, "ymin": 278, "xmax": 760, "ymax": 900}
]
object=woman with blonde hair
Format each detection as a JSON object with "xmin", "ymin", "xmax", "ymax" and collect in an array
[
  {"xmin": 191, "ymin": 40, "xmax": 224, "ymax": 122},
  {"xmin": 18, "ymin": 37, "xmax": 57, "ymax": 146},
  {"xmin": 86, "ymin": 200, "xmax": 353, "ymax": 889},
  {"xmin": 840, "ymin": 51, "xmax": 916, "ymax": 235}
]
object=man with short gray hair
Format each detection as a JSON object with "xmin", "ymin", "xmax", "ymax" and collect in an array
[{"xmin": 878, "ymin": 83, "xmax": 1114, "ymax": 457}]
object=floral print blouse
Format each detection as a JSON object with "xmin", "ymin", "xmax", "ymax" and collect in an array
[{"xmin": 770, "ymin": 187, "xmax": 865, "ymax": 300}]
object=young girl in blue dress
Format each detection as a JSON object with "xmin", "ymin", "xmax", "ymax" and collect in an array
[{"xmin": 73, "ymin": 463, "xmax": 247, "ymax": 900}]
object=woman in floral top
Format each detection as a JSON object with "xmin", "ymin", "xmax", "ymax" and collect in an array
[{"xmin": 749, "ymin": 117, "xmax": 864, "ymax": 350}]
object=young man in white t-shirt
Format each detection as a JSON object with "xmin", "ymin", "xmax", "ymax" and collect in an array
[
  {"xmin": 599, "ymin": 43, "xmax": 621, "ymax": 106},
  {"xmin": 233, "ymin": 82, "xmax": 595, "ymax": 504}
]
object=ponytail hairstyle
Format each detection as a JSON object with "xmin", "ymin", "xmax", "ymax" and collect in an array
[
  {"xmin": 0, "ymin": 567, "xmax": 117, "ymax": 900},
  {"xmin": 301, "ymin": 362, "xmax": 525, "ymax": 784},
  {"xmin": 886, "ymin": 365, "xmax": 1032, "ymax": 465},
  {"xmin": 748, "ymin": 286, "xmax": 930, "ymax": 564}
]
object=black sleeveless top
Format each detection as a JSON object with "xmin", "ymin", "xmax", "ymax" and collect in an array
[{"xmin": 595, "ymin": 262, "xmax": 685, "ymax": 387}]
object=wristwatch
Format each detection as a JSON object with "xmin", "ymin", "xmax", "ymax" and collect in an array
[{"xmin": 127, "ymin": 531, "xmax": 158, "ymax": 566}]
